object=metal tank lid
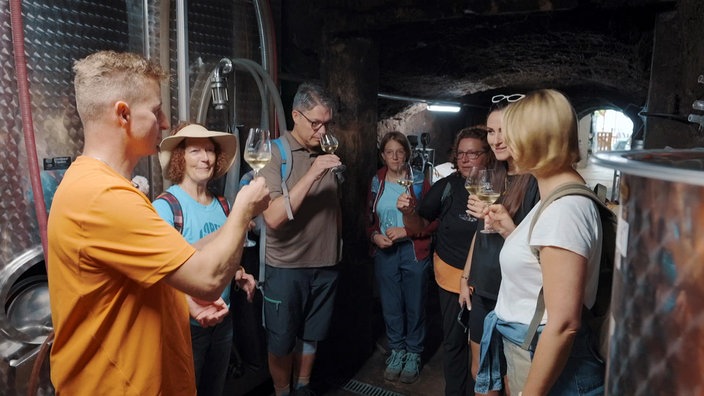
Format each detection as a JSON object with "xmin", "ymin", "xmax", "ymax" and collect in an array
[{"xmin": 592, "ymin": 148, "xmax": 704, "ymax": 187}]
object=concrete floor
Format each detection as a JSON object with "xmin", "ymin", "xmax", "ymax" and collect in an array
[{"xmin": 225, "ymin": 281, "xmax": 467, "ymax": 396}]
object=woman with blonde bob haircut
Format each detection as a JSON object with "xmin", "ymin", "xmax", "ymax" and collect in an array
[
  {"xmin": 503, "ymin": 89, "xmax": 580, "ymax": 178},
  {"xmin": 475, "ymin": 89, "xmax": 605, "ymax": 396}
]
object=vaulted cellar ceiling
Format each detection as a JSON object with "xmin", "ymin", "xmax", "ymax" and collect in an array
[{"xmin": 281, "ymin": 0, "xmax": 676, "ymax": 118}]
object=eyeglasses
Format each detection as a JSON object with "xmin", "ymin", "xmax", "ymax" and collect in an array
[
  {"xmin": 491, "ymin": 94, "xmax": 525, "ymax": 103},
  {"xmin": 457, "ymin": 150, "xmax": 487, "ymax": 160},
  {"xmin": 296, "ymin": 110, "xmax": 335, "ymax": 132}
]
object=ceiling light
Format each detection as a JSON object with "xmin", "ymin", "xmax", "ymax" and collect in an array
[{"xmin": 427, "ymin": 104, "xmax": 461, "ymax": 113}]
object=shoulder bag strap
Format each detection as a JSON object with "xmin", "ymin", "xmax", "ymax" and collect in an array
[{"xmin": 521, "ymin": 183, "xmax": 599, "ymax": 350}]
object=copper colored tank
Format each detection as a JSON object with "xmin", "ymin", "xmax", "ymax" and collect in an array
[{"xmin": 593, "ymin": 149, "xmax": 704, "ymax": 396}]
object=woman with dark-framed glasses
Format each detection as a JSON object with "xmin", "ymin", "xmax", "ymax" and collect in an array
[{"xmin": 398, "ymin": 126, "xmax": 494, "ymax": 396}]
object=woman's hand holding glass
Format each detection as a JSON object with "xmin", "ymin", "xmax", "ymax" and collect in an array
[
  {"xmin": 373, "ymin": 214, "xmax": 394, "ymax": 248},
  {"xmin": 396, "ymin": 192, "xmax": 415, "ymax": 215},
  {"xmin": 466, "ymin": 194, "xmax": 488, "ymax": 219},
  {"xmin": 484, "ymin": 203, "xmax": 518, "ymax": 238},
  {"xmin": 384, "ymin": 212, "xmax": 408, "ymax": 243}
]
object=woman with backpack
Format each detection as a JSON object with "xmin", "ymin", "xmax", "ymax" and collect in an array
[
  {"xmin": 397, "ymin": 126, "xmax": 493, "ymax": 396},
  {"xmin": 475, "ymin": 89, "xmax": 605, "ymax": 395},
  {"xmin": 367, "ymin": 131, "xmax": 436, "ymax": 384},
  {"xmin": 461, "ymin": 95, "xmax": 540, "ymax": 396},
  {"xmin": 154, "ymin": 123, "xmax": 257, "ymax": 396}
]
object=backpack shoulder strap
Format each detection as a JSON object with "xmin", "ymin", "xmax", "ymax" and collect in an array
[
  {"xmin": 155, "ymin": 191, "xmax": 184, "ymax": 234},
  {"xmin": 272, "ymin": 137, "xmax": 289, "ymax": 181},
  {"xmin": 215, "ymin": 195, "xmax": 230, "ymax": 216},
  {"xmin": 522, "ymin": 183, "xmax": 605, "ymax": 350},
  {"xmin": 272, "ymin": 136, "xmax": 294, "ymax": 220},
  {"xmin": 527, "ymin": 184, "xmax": 602, "ymax": 249}
]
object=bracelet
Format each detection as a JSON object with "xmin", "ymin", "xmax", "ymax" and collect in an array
[{"xmin": 370, "ymin": 231, "xmax": 380, "ymax": 241}]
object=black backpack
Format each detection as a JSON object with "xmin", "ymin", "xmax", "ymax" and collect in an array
[{"xmin": 521, "ymin": 183, "xmax": 617, "ymax": 360}]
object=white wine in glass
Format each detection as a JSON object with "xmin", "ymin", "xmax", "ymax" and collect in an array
[
  {"xmin": 460, "ymin": 166, "xmax": 483, "ymax": 221},
  {"xmin": 244, "ymin": 128, "xmax": 272, "ymax": 176},
  {"xmin": 320, "ymin": 133, "xmax": 339, "ymax": 154},
  {"xmin": 478, "ymin": 168, "xmax": 505, "ymax": 234},
  {"xmin": 398, "ymin": 162, "xmax": 414, "ymax": 194}
]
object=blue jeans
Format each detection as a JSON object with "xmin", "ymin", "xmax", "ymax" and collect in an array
[
  {"xmin": 191, "ymin": 315, "xmax": 233, "ymax": 396},
  {"xmin": 374, "ymin": 240, "xmax": 430, "ymax": 353},
  {"xmin": 548, "ymin": 327, "xmax": 605, "ymax": 395},
  {"xmin": 503, "ymin": 326, "xmax": 604, "ymax": 395}
]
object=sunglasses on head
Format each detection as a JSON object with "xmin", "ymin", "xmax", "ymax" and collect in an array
[{"xmin": 491, "ymin": 94, "xmax": 525, "ymax": 103}]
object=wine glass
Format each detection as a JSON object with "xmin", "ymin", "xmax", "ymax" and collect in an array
[
  {"xmin": 397, "ymin": 162, "xmax": 414, "ymax": 194},
  {"xmin": 320, "ymin": 132, "xmax": 343, "ymax": 176},
  {"xmin": 380, "ymin": 211, "xmax": 395, "ymax": 235},
  {"xmin": 477, "ymin": 169, "xmax": 505, "ymax": 234},
  {"xmin": 244, "ymin": 128, "xmax": 272, "ymax": 177},
  {"xmin": 460, "ymin": 166, "xmax": 482, "ymax": 221},
  {"xmin": 320, "ymin": 133, "xmax": 339, "ymax": 154}
]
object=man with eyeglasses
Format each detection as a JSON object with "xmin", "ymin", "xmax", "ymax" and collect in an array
[{"xmin": 258, "ymin": 82, "xmax": 343, "ymax": 396}]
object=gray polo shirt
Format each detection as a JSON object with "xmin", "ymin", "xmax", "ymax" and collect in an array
[{"xmin": 259, "ymin": 131, "xmax": 341, "ymax": 268}]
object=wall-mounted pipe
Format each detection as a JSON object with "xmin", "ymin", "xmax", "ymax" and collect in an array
[
  {"xmin": 142, "ymin": 0, "xmax": 150, "ymax": 56},
  {"xmin": 253, "ymin": 0, "xmax": 279, "ymax": 133},
  {"xmin": 194, "ymin": 58, "xmax": 287, "ymax": 205},
  {"xmin": 9, "ymin": 0, "xmax": 47, "ymax": 257}
]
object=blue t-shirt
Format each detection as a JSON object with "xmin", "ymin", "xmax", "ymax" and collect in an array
[
  {"xmin": 153, "ymin": 185, "xmax": 232, "ymax": 320},
  {"xmin": 377, "ymin": 181, "xmax": 406, "ymax": 235}
]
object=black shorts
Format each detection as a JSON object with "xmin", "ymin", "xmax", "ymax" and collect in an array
[
  {"xmin": 262, "ymin": 265, "xmax": 339, "ymax": 356},
  {"xmin": 469, "ymin": 294, "xmax": 497, "ymax": 344}
]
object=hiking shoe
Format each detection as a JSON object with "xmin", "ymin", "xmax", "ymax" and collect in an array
[
  {"xmin": 399, "ymin": 352, "xmax": 421, "ymax": 384},
  {"xmin": 384, "ymin": 349, "xmax": 406, "ymax": 381}
]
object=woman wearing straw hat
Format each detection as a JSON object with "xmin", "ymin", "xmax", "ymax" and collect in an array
[{"xmin": 154, "ymin": 123, "xmax": 257, "ymax": 396}]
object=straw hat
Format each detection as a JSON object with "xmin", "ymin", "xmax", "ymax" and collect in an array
[{"xmin": 158, "ymin": 124, "xmax": 237, "ymax": 179}]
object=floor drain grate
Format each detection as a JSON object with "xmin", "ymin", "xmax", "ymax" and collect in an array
[{"xmin": 339, "ymin": 378, "xmax": 405, "ymax": 396}]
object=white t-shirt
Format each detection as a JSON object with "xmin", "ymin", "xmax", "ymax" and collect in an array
[{"xmin": 495, "ymin": 195, "xmax": 602, "ymax": 325}]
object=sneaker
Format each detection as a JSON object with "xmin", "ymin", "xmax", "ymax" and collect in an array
[
  {"xmin": 399, "ymin": 352, "xmax": 421, "ymax": 384},
  {"xmin": 384, "ymin": 349, "xmax": 406, "ymax": 381}
]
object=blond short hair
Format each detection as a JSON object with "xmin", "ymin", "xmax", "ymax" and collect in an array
[
  {"xmin": 503, "ymin": 89, "xmax": 580, "ymax": 177},
  {"xmin": 73, "ymin": 51, "xmax": 168, "ymax": 123}
]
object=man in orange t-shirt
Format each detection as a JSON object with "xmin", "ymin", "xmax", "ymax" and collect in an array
[{"xmin": 47, "ymin": 51, "xmax": 270, "ymax": 395}]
